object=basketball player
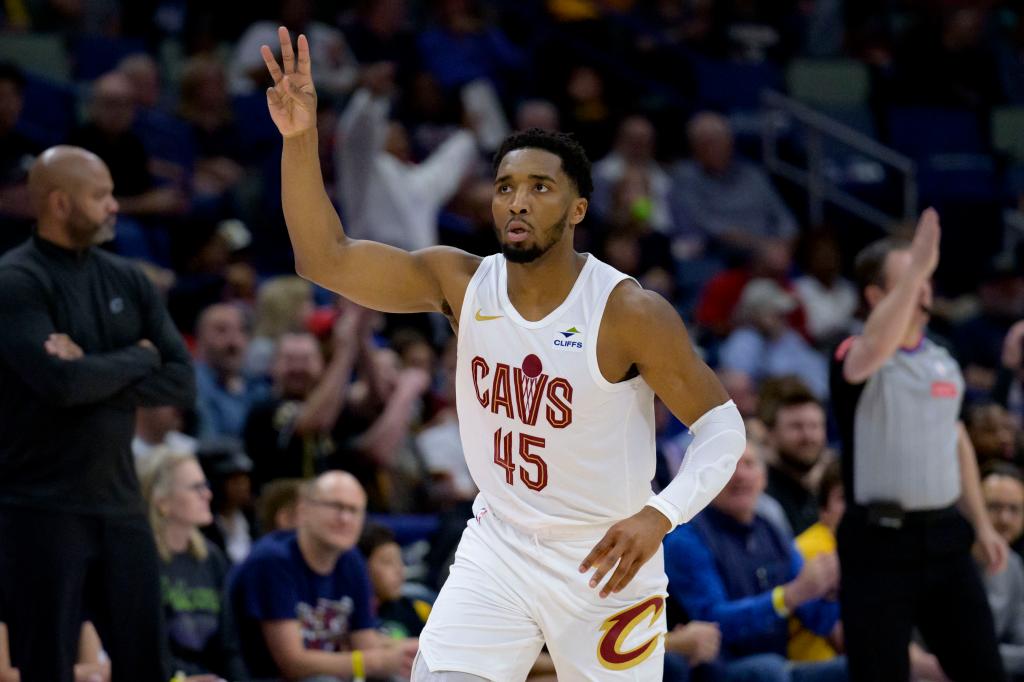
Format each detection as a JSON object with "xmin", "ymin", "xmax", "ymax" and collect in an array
[{"xmin": 262, "ymin": 28, "xmax": 745, "ymax": 681}]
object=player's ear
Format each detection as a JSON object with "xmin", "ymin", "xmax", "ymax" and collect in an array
[{"xmin": 570, "ymin": 197, "xmax": 588, "ymax": 226}]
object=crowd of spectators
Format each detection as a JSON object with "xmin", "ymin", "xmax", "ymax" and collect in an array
[{"xmin": 2, "ymin": 0, "xmax": 1024, "ymax": 680}]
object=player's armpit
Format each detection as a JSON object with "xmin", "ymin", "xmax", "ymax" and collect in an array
[
  {"xmin": 600, "ymin": 283, "xmax": 728, "ymax": 424},
  {"xmin": 301, "ymin": 241, "xmax": 480, "ymax": 320}
]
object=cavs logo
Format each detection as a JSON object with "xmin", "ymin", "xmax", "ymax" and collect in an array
[{"xmin": 596, "ymin": 596, "xmax": 665, "ymax": 670}]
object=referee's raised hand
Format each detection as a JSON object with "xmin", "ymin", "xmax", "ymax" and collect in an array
[
  {"xmin": 261, "ymin": 27, "xmax": 317, "ymax": 138},
  {"xmin": 908, "ymin": 207, "xmax": 941, "ymax": 280}
]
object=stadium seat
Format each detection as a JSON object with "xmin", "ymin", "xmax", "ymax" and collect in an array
[
  {"xmin": 71, "ymin": 35, "xmax": 148, "ymax": 82},
  {"xmin": 992, "ymin": 106, "xmax": 1024, "ymax": 162},
  {"xmin": 15, "ymin": 74, "xmax": 77, "ymax": 148},
  {"xmin": 787, "ymin": 58, "xmax": 870, "ymax": 109},
  {"xmin": 0, "ymin": 32, "xmax": 71, "ymax": 83},
  {"xmin": 887, "ymin": 107, "xmax": 985, "ymax": 158},
  {"xmin": 694, "ymin": 56, "xmax": 783, "ymax": 112}
]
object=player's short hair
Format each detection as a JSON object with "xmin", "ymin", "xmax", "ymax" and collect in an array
[
  {"xmin": 816, "ymin": 459, "xmax": 843, "ymax": 509},
  {"xmin": 493, "ymin": 128, "xmax": 593, "ymax": 200},
  {"xmin": 358, "ymin": 522, "xmax": 398, "ymax": 558},
  {"xmin": 854, "ymin": 236, "xmax": 911, "ymax": 293},
  {"xmin": 758, "ymin": 377, "xmax": 821, "ymax": 429},
  {"xmin": 0, "ymin": 61, "xmax": 26, "ymax": 93}
]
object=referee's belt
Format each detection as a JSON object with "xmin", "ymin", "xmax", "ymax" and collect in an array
[{"xmin": 856, "ymin": 502, "xmax": 959, "ymax": 530}]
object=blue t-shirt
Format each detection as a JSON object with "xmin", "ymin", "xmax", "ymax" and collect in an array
[{"xmin": 228, "ymin": 530, "xmax": 376, "ymax": 679}]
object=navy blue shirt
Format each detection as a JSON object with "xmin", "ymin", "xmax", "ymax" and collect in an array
[
  {"xmin": 228, "ymin": 530, "xmax": 376, "ymax": 679},
  {"xmin": 664, "ymin": 506, "xmax": 839, "ymax": 659}
]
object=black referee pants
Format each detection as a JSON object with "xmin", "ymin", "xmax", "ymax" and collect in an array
[
  {"xmin": 0, "ymin": 506, "xmax": 168, "ymax": 682},
  {"xmin": 838, "ymin": 507, "xmax": 1004, "ymax": 682}
]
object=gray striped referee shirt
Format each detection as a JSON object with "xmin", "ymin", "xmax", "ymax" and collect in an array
[{"xmin": 831, "ymin": 336, "xmax": 964, "ymax": 510}]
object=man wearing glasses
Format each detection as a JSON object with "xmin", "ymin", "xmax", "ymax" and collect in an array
[{"xmin": 229, "ymin": 470, "xmax": 418, "ymax": 679}]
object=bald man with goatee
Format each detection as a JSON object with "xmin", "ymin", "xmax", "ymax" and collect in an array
[{"xmin": 0, "ymin": 146, "xmax": 195, "ymax": 682}]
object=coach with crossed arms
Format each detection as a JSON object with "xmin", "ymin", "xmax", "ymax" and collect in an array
[{"xmin": 0, "ymin": 146, "xmax": 195, "ymax": 681}]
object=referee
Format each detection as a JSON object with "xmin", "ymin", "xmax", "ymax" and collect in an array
[
  {"xmin": 0, "ymin": 147, "xmax": 195, "ymax": 681},
  {"xmin": 832, "ymin": 208, "xmax": 1007, "ymax": 681}
]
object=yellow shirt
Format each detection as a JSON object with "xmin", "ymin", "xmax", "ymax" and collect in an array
[{"xmin": 788, "ymin": 523, "xmax": 838, "ymax": 661}]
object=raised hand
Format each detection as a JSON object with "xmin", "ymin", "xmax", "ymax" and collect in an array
[
  {"xmin": 908, "ymin": 207, "xmax": 941, "ymax": 281},
  {"xmin": 261, "ymin": 26, "xmax": 317, "ymax": 138}
]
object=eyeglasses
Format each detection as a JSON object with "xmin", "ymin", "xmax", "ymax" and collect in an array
[
  {"xmin": 307, "ymin": 499, "xmax": 364, "ymax": 517},
  {"xmin": 986, "ymin": 501, "xmax": 1023, "ymax": 516},
  {"xmin": 181, "ymin": 480, "xmax": 212, "ymax": 493}
]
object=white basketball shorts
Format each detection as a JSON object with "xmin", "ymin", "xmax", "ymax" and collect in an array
[{"xmin": 418, "ymin": 499, "xmax": 668, "ymax": 681}]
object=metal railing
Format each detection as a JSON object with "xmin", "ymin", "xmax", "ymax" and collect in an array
[{"xmin": 760, "ymin": 89, "xmax": 918, "ymax": 230}]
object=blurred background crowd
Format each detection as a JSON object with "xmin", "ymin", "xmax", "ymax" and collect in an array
[{"xmin": 1, "ymin": 0, "xmax": 1024, "ymax": 680}]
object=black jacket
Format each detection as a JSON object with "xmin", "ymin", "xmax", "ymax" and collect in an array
[{"xmin": 0, "ymin": 234, "xmax": 195, "ymax": 515}]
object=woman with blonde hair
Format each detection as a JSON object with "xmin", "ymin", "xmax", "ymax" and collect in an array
[{"xmin": 140, "ymin": 448, "xmax": 245, "ymax": 680}]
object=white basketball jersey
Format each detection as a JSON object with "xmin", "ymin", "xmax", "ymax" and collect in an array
[{"xmin": 455, "ymin": 253, "xmax": 657, "ymax": 533}]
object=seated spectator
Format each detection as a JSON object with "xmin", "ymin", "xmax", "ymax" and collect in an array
[
  {"xmin": 789, "ymin": 461, "xmax": 845, "ymax": 662},
  {"xmin": 952, "ymin": 254, "xmax": 1024, "ymax": 396},
  {"xmin": 0, "ymin": 621, "xmax": 110, "ymax": 682},
  {"xmin": 199, "ymin": 438, "xmax": 256, "ymax": 565},
  {"xmin": 595, "ymin": 164, "xmax": 676, "ymax": 299},
  {"xmin": 140, "ymin": 448, "xmax": 246, "ymax": 680},
  {"xmin": 256, "ymin": 478, "xmax": 304, "ymax": 536},
  {"xmin": 335, "ymin": 65, "xmax": 478, "ymax": 252},
  {"xmin": 995, "ymin": 320, "xmax": 1024, "ymax": 427},
  {"xmin": 416, "ymin": 0, "xmax": 526, "ymax": 93},
  {"xmin": 177, "ymin": 56, "xmax": 251, "ymax": 211},
  {"xmin": 515, "ymin": 98, "xmax": 560, "ymax": 132},
  {"xmin": 663, "ymin": 439, "xmax": 846, "ymax": 681},
  {"xmin": 966, "ymin": 402, "xmax": 1021, "ymax": 468},
  {"xmin": 717, "ymin": 369, "xmax": 760, "ymax": 419},
  {"xmin": 437, "ymin": 177, "xmax": 501, "ymax": 257},
  {"xmin": 984, "ymin": 462, "xmax": 1024, "ymax": 561},
  {"xmin": 194, "ymin": 303, "xmax": 264, "ymax": 439},
  {"xmin": 556, "ymin": 65, "xmax": 616, "ymax": 160},
  {"xmin": 133, "ymin": 405, "xmax": 196, "ymax": 465},
  {"xmin": 339, "ymin": 347, "xmax": 434, "ymax": 513},
  {"xmin": 358, "ymin": 523, "xmax": 431, "ymax": 639},
  {"xmin": 793, "ymin": 231, "xmax": 857, "ymax": 350},
  {"xmin": 0, "ymin": 62, "xmax": 39, "ymax": 253},
  {"xmin": 69, "ymin": 71, "xmax": 187, "ymax": 261},
  {"xmin": 695, "ymin": 237, "xmax": 805, "ymax": 339},
  {"xmin": 981, "ymin": 462, "xmax": 1024, "ymax": 680},
  {"xmin": 590, "ymin": 115, "xmax": 673, "ymax": 233},
  {"xmin": 243, "ymin": 311, "xmax": 364, "ymax": 492},
  {"xmin": 671, "ymin": 112, "xmax": 797, "ymax": 255},
  {"xmin": 244, "ymin": 275, "xmax": 314, "ymax": 380},
  {"xmin": 118, "ymin": 54, "xmax": 195, "ymax": 191},
  {"xmin": 719, "ymin": 280, "xmax": 829, "ymax": 398},
  {"xmin": 342, "ymin": 0, "xmax": 419, "ymax": 90},
  {"xmin": 761, "ymin": 379, "xmax": 834, "ymax": 535},
  {"xmin": 228, "ymin": 471, "xmax": 418, "ymax": 680},
  {"xmin": 229, "ymin": 0, "xmax": 359, "ymax": 97}
]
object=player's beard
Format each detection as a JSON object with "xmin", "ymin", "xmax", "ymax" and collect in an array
[{"xmin": 500, "ymin": 207, "xmax": 569, "ymax": 264}]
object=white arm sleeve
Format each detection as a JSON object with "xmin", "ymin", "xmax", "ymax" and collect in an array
[{"xmin": 646, "ymin": 399, "xmax": 745, "ymax": 527}]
